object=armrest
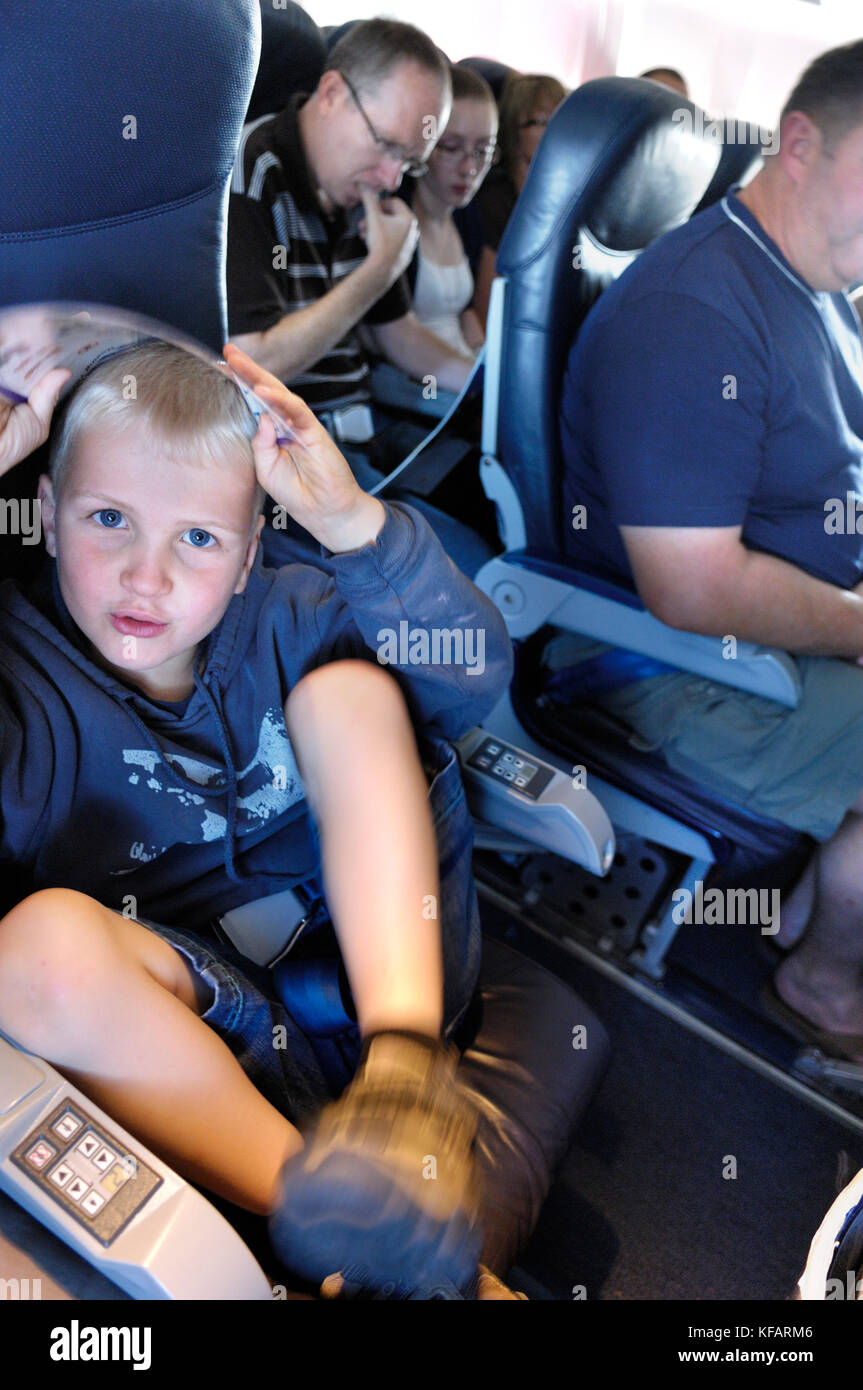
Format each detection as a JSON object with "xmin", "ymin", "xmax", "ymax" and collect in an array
[
  {"xmin": 0, "ymin": 1034, "xmax": 272, "ymax": 1300},
  {"xmin": 457, "ymin": 726, "xmax": 615, "ymax": 876},
  {"xmin": 475, "ymin": 553, "xmax": 801, "ymax": 709}
]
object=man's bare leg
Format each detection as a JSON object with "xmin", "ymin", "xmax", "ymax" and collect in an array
[
  {"xmin": 775, "ymin": 789, "xmax": 863, "ymax": 950},
  {"xmin": 0, "ymin": 889, "xmax": 302, "ymax": 1213},
  {"xmin": 774, "ymin": 809, "xmax": 863, "ymax": 1045},
  {"xmin": 774, "ymin": 857, "xmax": 816, "ymax": 949},
  {"xmin": 284, "ymin": 660, "xmax": 443, "ymax": 1040}
]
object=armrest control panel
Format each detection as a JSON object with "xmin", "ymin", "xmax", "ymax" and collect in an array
[
  {"xmin": 466, "ymin": 737, "xmax": 555, "ymax": 800},
  {"xmin": 457, "ymin": 728, "xmax": 615, "ymax": 876},
  {"xmin": 12, "ymin": 1099, "xmax": 160, "ymax": 1247},
  {"xmin": 0, "ymin": 1035, "xmax": 272, "ymax": 1299}
]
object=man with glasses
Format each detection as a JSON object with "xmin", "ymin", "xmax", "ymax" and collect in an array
[{"xmin": 227, "ymin": 19, "xmax": 476, "ymax": 469}]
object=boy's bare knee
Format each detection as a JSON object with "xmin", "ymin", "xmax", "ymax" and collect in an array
[
  {"xmin": 0, "ymin": 890, "xmax": 126, "ymax": 1050},
  {"xmin": 0, "ymin": 888, "xmax": 92, "ymax": 965}
]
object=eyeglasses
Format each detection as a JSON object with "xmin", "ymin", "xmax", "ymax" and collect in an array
[
  {"xmin": 434, "ymin": 140, "xmax": 500, "ymax": 168},
  {"xmin": 338, "ymin": 70, "xmax": 429, "ymax": 177}
]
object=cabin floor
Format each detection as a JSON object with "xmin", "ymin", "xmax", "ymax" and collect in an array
[{"xmin": 476, "ymin": 844, "xmax": 863, "ymax": 1301}]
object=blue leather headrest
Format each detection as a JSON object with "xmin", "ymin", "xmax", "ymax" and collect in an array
[
  {"xmin": 694, "ymin": 135, "xmax": 764, "ymax": 214},
  {"xmin": 0, "ymin": 0, "xmax": 260, "ymax": 352},
  {"xmin": 494, "ymin": 77, "xmax": 721, "ymax": 551}
]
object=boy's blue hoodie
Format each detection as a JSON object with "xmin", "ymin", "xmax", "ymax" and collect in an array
[{"xmin": 0, "ymin": 503, "xmax": 512, "ymax": 928}]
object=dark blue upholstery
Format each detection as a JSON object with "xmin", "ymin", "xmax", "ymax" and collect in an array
[
  {"xmin": 694, "ymin": 132, "xmax": 763, "ymax": 213},
  {"xmin": 247, "ymin": 1, "xmax": 325, "ymax": 121},
  {"xmin": 0, "ymin": 5, "xmax": 612, "ymax": 1294},
  {"xmin": 494, "ymin": 77, "xmax": 720, "ymax": 553},
  {"xmin": 323, "ymin": 21, "xmax": 359, "ymax": 53},
  {"xmin": 456, "ymin": 57, "xmax": 516, "ymax": 101},
  {"xmin": 0, "ymin": 0, "xmax": 260, "ymax": 352}
]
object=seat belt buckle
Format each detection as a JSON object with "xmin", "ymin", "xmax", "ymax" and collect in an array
[
  {"xmin": 215, "ymin": 886, "xmax": 315, "ymax": 968},
  {"xmin": 332, "ymin": 403, "xmax": 374, "ymax": 443}
]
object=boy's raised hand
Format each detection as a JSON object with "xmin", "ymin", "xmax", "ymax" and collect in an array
[
  {"xmin": 0, "ymin": 367, "xmax": 70, "ymax": 477},
  {"xmin": 223, "ymin": 343, "xmax": 385, "ymax": 554}
]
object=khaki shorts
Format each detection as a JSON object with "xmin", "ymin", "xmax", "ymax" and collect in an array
[{"xmin": 543, "ymin": 635, "xmax": 863, "ymax": 842}]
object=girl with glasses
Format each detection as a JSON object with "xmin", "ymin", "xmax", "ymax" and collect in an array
[{"xmin": 405, "ymin": 65, "xmax": 499, "ymax": 360}]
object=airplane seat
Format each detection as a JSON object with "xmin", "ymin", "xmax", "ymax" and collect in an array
[
  {"xmin": 0, "ymin": 1, "xmax": 612, "ymax": 1298},
  {"xmin": 245, "ymin": 1, "xmax": 326, "ymax": 122},
  {"xmin": 455, "ymin": 56, "xmax": 518, "ymax": 102},
  {"xmin": 0, "ymin": 1, "xmax": 259, "ymax": 351},
  {"xmin": 489, "ymin": 78, "xmax": 720, "ymax": 552},
  {"xmin": 693, "ymin": 128, "xmax": 764, "ymax": 214},
  {"xmin": 322, "ymin": 21, "xmax": 360, "ymax": 53},
  {"xmin": 471, "ymin": 76, "xmax": 811, "ymax": 975},
  {"xmin": 514, "ymin": 628, "xmax": 806, "ymax": 881},
  {"xmin": 0, "ymin": 0, "xmax": 261, "ymax": 591}
]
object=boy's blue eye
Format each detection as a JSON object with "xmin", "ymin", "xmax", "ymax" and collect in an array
[
  {"xmin": 184, "ymin": 528, "xmax": 215, "ymax": 549},
  {"xmin": 95, "ymin": 509, "xmax": 125, "ymax": 529}
]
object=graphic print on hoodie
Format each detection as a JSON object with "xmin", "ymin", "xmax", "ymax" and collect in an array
[
  {"xmin": 120, "ymin": 706, "xmax": 304, "ymax": 865},
  {"xmin": 0, "ymin": 502, "xmax": 513, "ymax": 931}
]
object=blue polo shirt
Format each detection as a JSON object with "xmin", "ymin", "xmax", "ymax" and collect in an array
[{"xmin": 560, "ymin": 191, "xmax": 863, "ymax": 589}]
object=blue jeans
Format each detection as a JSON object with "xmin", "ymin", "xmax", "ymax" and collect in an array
[{"xmin": 142, "ymin": 732, "xmax": 481, "ymax": 1117}]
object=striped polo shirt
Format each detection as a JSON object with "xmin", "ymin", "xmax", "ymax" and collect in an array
[{"xmin": 227, "ymin": 94, "xmax": 410, "ymax": 413}]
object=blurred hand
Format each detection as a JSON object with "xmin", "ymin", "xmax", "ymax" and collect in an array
[{"xmin": 0, "ymin": 367, "xmax": 70, "ymax": 477}]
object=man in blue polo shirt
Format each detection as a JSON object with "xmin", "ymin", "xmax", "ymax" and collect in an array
[{"xmin": 555, "ymin": 40, "xmax": 863, "ymax": 1060}]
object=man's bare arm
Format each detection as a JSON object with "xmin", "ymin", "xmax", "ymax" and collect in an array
[
  {"xmin": 231, "ymin": 189, "xmax": 418, "ymax": 382},
  {"xmin": 621, "ymin": 524, "xmax": 863, "ymax": 659},
  {"xmin": 372, "ymin": 312, "xmax": 474, "ymax": 394},
  {"xmin": 231, "ymin": 263, "xmax": 394, "ymax": 383}
]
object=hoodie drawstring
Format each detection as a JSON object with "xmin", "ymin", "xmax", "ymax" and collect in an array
[{"xmin": 193, "ymin": 669, "xmax": 248, "ymax": 884}]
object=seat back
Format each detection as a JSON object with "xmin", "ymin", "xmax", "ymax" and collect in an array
[
  {"xmin": 488, "ymin": 77, "xmax": 720, "ymax": 553},
  {"xmin": 456, "ymin": 56, "xmax": 517, "ymax": 102},
  {"xmin": 694, "ymin": 130, "xmax": 764, "ymax": 213},
  {"xmin": 0, "ymin": 2, "xmax": 260, "ymax": 590},
  {"xmin": 246, "ymin": 1, "xmax": 326, "ymax": 121},
  {"xmin": 323, "ymin": 20, "xmax": 360, "ymax": 52},
  {"xmin": 0, "ymin": 0, "xmax": 260, "ymax": 352}
]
